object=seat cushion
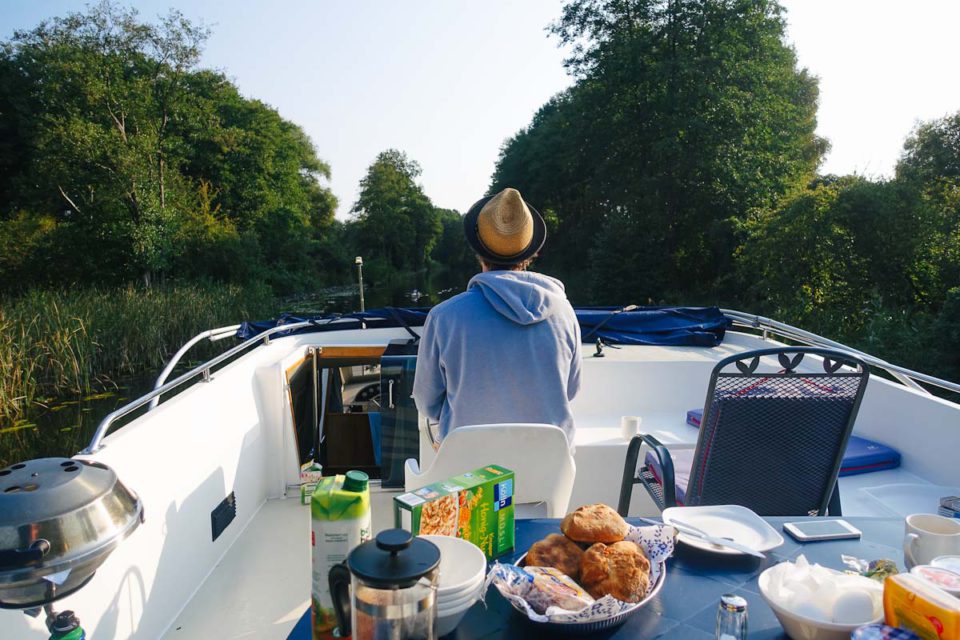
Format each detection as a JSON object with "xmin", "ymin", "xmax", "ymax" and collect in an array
[
  {"xmin": 839, "ymin": 435, "xmax": 900, "ymax": 476},
  {"xmin": 644, "ymin": 448, "xmax": 695, "ymax": 505},
  {"xmin": 645, "ymin": 435, "xmax": 900, "ymax": 506}
]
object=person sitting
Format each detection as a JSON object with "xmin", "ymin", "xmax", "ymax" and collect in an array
[{"xmin": 412, "ymin": 187, "xmax": 582, "ymax": 451}]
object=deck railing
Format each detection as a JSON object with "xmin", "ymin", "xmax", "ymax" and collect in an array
[
  {"xmin": 81, "ymin": 309, "xmax": 959, "ymax": 454},
  {"xmin": 721, "ymin": 309, "xmax": 960, "ymax": 396},
  {"xmin": 80, "ymin": 319, "xmax": 350, "ymax": 454}
]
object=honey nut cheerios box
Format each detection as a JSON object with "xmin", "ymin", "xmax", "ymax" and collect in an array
[{"xmin": 393, "ymin": 465, "xmax": 515, "ymax": 559}]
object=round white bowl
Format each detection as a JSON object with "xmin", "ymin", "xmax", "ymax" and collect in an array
[
  {"xmin": 436, "ymin": 569, "xmax": 483, "ymax": 597},
  {"xmin": 438, "ymin": 579, "xmax": 484, "ymax": 611},
  {"xmin": 758, "ymin": 566, "xmax": 883, "ymax": 640},
  {"xmin": 437, "ymin": 593, "xmax": 480, "ymax": 636},
  {"xmin": 420, "ymin": 535, "xmax": 487, "ymax": 595}
]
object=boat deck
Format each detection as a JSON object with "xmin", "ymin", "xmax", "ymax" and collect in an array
[
  {"xmin": 160, "ymin": 463, "xmax": 955, "ymax": 640},
  {"xmin": 161, "ymin": 498, "xmax": 309, "ymax": 640}
]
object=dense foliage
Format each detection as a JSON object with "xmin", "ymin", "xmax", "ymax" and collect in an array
[
  {"xmin": 493, "ymin": 0, "xmax": 824, "ymax": 301},
  {"xmin": 350, "ymin": 150, "xmax": 442, "ymax": 282},
  {"xmin": 0, "ymin": 2, "xmax": 341, "ymax": 293},
  {"xmin": 737, "ymin": 117, "xmax": 960, "ymax": 382},
  {"xmin": 492, "ymin": 0, "xmax": 960, "ymax": 386},
  {"xmin": 1, "ymin": 0, "xmax": 959, "ymax": 417},
  {"xmin": 0, "ymin": 283, "xmax": 279, "ymax": 466}
]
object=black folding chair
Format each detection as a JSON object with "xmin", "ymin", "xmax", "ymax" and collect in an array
[{"xmin": 618, "ymin": 347, "xmax": 870, "ymax": 517}]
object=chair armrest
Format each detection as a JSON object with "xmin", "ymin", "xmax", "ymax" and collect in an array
[
  {"xmin": 618, "ymin": 434, "xmax": 678, "ymax": 515},
  {"xmin": 419, "ymin": 417, "xmax": 440, "ymax": 446},
  {"xmin": 618, "ymin": 435, "xmax": 644, "ymax": 516},
  {"xmin": 640, "ymin": 434, "xmax": 678, "ymax": 509},
  {"xmin": 404, "ymin": 458, "xmax": 421, "ymax": 490}
]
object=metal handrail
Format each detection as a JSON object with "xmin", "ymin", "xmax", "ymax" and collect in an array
[
  {"xmin": 81, "ymin": 320, "xmax": 321, "ymax": 454},
  {"xmin": 722, "ymin": 309, "xmax": 960, "ymax": 396},
  {"xmin": 82, "ymin": 308, "xmax": 958, "ymax": 455},
  {"xmin": 148, "ymin": 325, "xmax": 240, "ymax": 410}
]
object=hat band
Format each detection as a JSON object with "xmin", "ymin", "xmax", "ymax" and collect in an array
[{"xmin": 474, "ymin": 222, "xmax": 530, "ymax": 260}]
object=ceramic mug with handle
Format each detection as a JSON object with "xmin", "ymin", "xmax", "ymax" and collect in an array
[{"xmin": 903, "ymin": 513, "xmax": 960, "ymax": 569}]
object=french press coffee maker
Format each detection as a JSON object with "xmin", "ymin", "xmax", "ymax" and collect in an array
[{"xmin": 329, "ymin": 529, "xmax": 441, "ymax": 639}]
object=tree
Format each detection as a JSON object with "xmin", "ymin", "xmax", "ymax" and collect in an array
[
  {"xmin": 431, "ymin": 208, "xmax": 474, "ymax": 275},
  {"xmin": 492, "ymin": 0, "xmax": 825, "ymax": 303},
  {"xmin": 351, "ymin": 150, "xmax": 441, "ymax": 277},
  {"xmin": 2, "ymin": 2, "xmax": 208, "ymax": 285},
  {"xmin": 0, "ymin": 2, "xmax": 338, "ymax": 292},
  {"xmin": 896, "ymin": 113, "xmax": 960, "ymax": 302}
]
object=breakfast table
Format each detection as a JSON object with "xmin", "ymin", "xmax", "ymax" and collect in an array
[{"xmin": 288, "ymin": 515, "xmax": 904, "ymax": 639}]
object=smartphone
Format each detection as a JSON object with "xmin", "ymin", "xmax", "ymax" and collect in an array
[{"xmin": 783, "ymin": 519, "xmax": 862, "ymax": 542}]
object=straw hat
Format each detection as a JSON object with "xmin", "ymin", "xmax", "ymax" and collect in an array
[{"xmin": 463, "ymin": 188, "xmax": 546, "ymax": 265}]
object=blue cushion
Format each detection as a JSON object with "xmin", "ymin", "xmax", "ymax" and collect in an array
[
  {"xmin": 645, "ymin": 448, "xmax": 694, "ymax": 505},
  {"xmin": 839, "ymin": 435, "xmax": 900, "ymax": 476}
]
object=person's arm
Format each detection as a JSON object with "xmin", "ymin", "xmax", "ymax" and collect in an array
[
  {"xmin": 412, "ymin": 312, "xmax": 445, "ymax": 421},
  {"xmin": 567, "ymin": 309, "xmax": 582, "ymax": 401}
]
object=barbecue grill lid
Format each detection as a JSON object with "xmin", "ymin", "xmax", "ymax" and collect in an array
[{"xmin": 0, "ymin": 458, "xmax": 142, "ymax": 608}]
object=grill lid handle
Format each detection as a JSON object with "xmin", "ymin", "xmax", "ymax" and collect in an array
[{"xmin": 0, "ymin": 539, "xmax": 50, "ymax": 569}]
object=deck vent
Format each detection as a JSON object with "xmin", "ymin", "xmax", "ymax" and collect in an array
[{"xmin": 211, "ymin": 492, "xmax": 236, "ymax": 542}]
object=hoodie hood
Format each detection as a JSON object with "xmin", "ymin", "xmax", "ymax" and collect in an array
[{"xmin": 467, "ymin": 271, "xmax": 569, "ymax": 325}]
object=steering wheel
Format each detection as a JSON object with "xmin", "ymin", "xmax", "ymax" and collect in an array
[{"xmin": 355, "ymin": 383, "xmax": 381, "ymax": 403}]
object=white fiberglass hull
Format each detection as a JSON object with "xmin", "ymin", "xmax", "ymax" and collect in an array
[{"xmin": 4, "ymin": 323, "xmax": 958, "ymax": 639}]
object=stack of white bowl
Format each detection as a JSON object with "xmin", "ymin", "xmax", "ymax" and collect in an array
[{"xmin": 421, "ymin": 535, "xmax": 488, "ymax": 636}]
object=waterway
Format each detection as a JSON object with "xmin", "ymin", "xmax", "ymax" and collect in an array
[{"xmin": 2, "ymin": 272, "xmax": 469, "ymax": 467}]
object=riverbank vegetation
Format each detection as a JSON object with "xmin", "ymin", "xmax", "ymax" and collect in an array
[
  {"xmin": 0, "ymin": 283, "xmax": 276, "ymax": 421},
  {"xmin": 2, "ymin": 1, "xmax": 960, "ymax": 460},
  {"xmin": 0, "ymin": 3, "xmax": 468, "ymax": 430}
]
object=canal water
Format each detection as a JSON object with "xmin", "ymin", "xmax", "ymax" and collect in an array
[{"xmin": 1, "ymin": 272, "xmax": 469, "ymax": 467}]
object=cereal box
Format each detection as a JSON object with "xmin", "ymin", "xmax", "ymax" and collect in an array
[{"xmin": 393, "ymin": 465, "xmax": 515, "ymax": 559}]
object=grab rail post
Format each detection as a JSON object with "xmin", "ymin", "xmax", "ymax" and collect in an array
[{"xmin": 148, "ymin": 325, "xmax": 240, "ymax": 410}]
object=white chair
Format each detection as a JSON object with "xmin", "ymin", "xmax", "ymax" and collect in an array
[{"xmin": 404, "ymin": 423, "xmax": 576, "ymax": 518}]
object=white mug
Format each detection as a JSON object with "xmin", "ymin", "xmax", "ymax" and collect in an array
[
  {"xmin": 620, "ymin": 416, "xmax": 642, "ymax": 440},
  {"xmin": 903, "ymin": 513, "xmax": 960, "ymax": 569}
]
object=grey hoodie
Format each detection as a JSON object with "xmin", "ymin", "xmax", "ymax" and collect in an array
[{"xmin": 413, "ymin": 271, "xmax": 582, "ymax": 449}]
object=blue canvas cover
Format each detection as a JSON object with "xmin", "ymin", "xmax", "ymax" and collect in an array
[
  {"xmin": 235, "ymin": 308, "xmax": 431, "ymax": 340},
  {"xmin": 236, "ymin": 306, "xmax": 731, "ymax": 347},
  {"xmin": 578, "ymin": 306, "xmax": 730, "ymax": 346}
]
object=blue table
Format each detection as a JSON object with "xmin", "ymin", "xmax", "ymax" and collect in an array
[{"xmin": 290, "ymin": 516, "xmax": 903, "ymax": 639}]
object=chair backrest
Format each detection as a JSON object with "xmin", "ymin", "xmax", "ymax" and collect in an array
[
  {"xmin": 686, "ymin": 347, "xmax": 869, "ymax": 516},
  {"xmin": 404, "ymin": 423, "xmax": 576, "ymax": 518}
]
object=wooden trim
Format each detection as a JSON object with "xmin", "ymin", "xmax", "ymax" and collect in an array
[
  {"xmin": 317, "ymin": 346, "xmax": 386, "ymax": 360},
  {"xmin": 285, "ymin": 355, "xmax": 308, "ymax": 381}
]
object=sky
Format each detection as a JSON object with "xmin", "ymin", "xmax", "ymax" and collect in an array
[{"xmin": 3, "ymin": 1, "xmax": 960, "ymax": 219}]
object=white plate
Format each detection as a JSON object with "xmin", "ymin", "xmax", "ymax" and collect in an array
[{"xmin": 662, "ymin": 505, "xmax": 784, "ymax": 555}]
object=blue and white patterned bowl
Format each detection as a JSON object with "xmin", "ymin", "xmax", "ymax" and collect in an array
[
  {"xmin": 508, "ymin": 555, "xmax": 667, "ymax": 634},
  {"xmin": 499, "ymin": 524, "xmax": 674, "ymax": 635}
]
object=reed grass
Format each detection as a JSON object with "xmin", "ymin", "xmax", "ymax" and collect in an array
[{"xmin": 0, "ymin": 282, "xmax": 278, "ymax": 426}]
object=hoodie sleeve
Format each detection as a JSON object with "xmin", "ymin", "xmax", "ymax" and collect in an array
[
  {"xmin": 567, "ymin": 308, "xmax": 582, "ymax": 401},
  {"xmin": 412, "ymin": 312, "xmax": 445, "ymax": 421}
]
